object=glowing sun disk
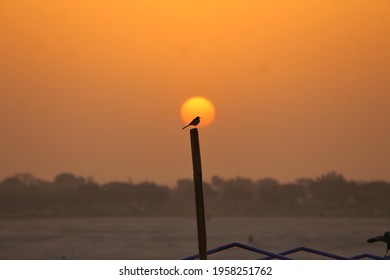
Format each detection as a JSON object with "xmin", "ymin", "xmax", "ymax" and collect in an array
[{"xmin": 180, "ymin": 96, "xmax": 216, "ymax": 128}]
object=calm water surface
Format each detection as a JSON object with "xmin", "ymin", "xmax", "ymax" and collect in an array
[{"xmin": 0, "ymin": 217, "xmax": 388, "ymax": 259}]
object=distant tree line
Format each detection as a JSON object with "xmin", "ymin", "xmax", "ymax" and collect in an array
[{"xmin": 0, "ymin": 172, "xmax": 389, "ymax": 218}]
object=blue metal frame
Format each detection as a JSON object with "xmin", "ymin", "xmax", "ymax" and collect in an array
[
  {"xmin": 260, "ymin": 246, "xmax": 348, "ymax": 260},
  {"xmin": 184, "ymin": 242, "xmax": 292, "ymax": 260},
  {"xmin": 183, "ymin": 242, "xmax": 388, "ymax": 260}
]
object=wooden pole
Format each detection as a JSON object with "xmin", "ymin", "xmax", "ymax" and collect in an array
[{"xmin": 190, "ymin": 128, "xmax": 207, "ymax": 260}]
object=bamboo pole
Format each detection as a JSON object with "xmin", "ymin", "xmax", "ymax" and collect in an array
[{"xmin": 189, "ymin": 128, "xmax": 207, "ymax": 260}]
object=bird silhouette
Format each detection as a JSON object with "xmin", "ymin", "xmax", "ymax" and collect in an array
[
  {"xmin": 182, "ymin": 116, "xmax": 200, "ymax": 129},
  {"xmin": 367, "ymin": 231, "xmax": 390, "ymax": 257}
]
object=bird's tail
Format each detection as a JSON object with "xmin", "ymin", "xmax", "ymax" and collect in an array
[
  {"xmin": 367, "ymin": 237, "xmax": 380, "ymax": 243},
  {"xmin": 182, "ymin": 125, "xmax": 189, "ymax": 130}
]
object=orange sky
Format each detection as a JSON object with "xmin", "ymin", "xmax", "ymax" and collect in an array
[{"xmin": 1, "ymin": 0, "xmax": 389, "ymax": 185}]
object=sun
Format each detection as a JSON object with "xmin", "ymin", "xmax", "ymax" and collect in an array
[{"xmin": 180, "ymin": 96, "xmax": 216, "ymax": 128}]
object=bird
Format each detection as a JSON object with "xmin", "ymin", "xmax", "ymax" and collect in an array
[
  {"xmin": 367, "ymin": 231, "xmax": 390, "ymax": 258},
  {"xmin": 182, "ymin": 116, "xmax": 200, "ymax": 129}
]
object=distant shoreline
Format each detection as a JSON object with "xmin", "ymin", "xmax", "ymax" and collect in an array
[{"xmin": 1, "ymin": 172, "xmax": 389, "ymax": 219}]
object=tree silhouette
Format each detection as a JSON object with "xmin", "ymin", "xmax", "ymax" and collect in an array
[
  {"xmin": 55, "ymin": 173, "xmax": 85, "ymax": 188},
  {"xmin": 0, "ymin": 172, "xmax": 389, "ymax": 218}
]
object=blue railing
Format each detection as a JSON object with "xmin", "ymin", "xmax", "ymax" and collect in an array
[{"xmin": 183, "ymin": 242, "xmax": 388, "ymax": 260}]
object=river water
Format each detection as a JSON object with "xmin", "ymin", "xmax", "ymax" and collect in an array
[{"xmin": 0, "ymin": 217, "xmax": 388, "ymax": 259}]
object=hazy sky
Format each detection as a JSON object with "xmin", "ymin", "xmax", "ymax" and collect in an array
[{"xmin": 1, "ymin": 0, "xmax": 389, "ymax": 185}]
